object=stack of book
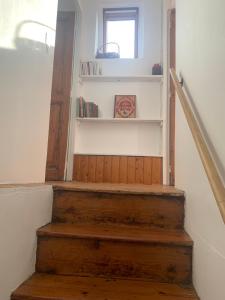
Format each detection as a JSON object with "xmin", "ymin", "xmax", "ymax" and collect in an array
[
  {"xmin": 80, "ymin": 61, "xmax": 102, "ymax": 76},
  {"xmin": 77, "ymin": 97, "xmax": 99, "ymax": 118}
]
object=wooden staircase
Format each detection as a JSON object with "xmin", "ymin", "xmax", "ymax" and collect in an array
[{"xmin": 11, "ymin": 182, "xmax": 199, "ymax": 300}]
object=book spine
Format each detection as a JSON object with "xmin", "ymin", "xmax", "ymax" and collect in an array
[
  {"xmin": 86, "ymin": 103, "xmax": 89, "ymax": 118},
  {"xmin": 79, "ymin": 97, "xmax": 83, "ymax": 117},
  {"xmin": 83, "ymin": 98, "xmax": 86, "ymax": 118},
  {"xmin": 94, "ymin": 104, "xmax": 98, "ymax": 118},
  {"xmin": 92, "ymin": 104, "xmax": 94, "ymax": 118}
]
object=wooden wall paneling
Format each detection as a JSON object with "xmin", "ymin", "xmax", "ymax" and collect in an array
[
  {"xmin": 135, "ymin": 157, "xmax": 144, "ymax": 184},
  {"xmin": 73, "ymin": 155, "xmax": 163, "ymax": 185},
  {"xmin": 103, "ymin": 156, "xmax": 112, "ymax": 183},
  {"xmin": 80, "ymin": 155, "xmax": 89, "ymax": 182},
  {"xmin": 152, "ymin": 157, "xmax": 163, "ymax": 184},
  {"xmin": 111, "ymin": 156, "xmax": 120, "ymax": 183},
  {"xmin": 119, "ymin": 156, "xmax": 128, "ymax": 183},
  {"xmin": 73, "ymin": 155, "xmax": 81, "ymax": 181},
  {"xmin": 127, "ymin": 157, "xmax": 136, "ymax": 184},
  {"xmin": 144, "ymin": 157, "xmax": 152, "ymax": 185},
  {"xmin": 96, "ymin": 156, "xmax": 104, "ymax": 183},
  {"xmin": 88, "ymin": 156, "xmax": 97, "ymax": 183}
]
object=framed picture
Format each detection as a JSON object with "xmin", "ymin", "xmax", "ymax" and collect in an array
[{"xmin": 114, "ymin": 95, "xmax": 136, "ymax": 118}]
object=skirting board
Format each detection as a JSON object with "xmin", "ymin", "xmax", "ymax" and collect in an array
[{"xmin": 73, "ymin": 155, "xmax": 163, "ymax": 185}]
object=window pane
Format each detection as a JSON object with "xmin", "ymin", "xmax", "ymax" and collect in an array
[{"xmin": 106, "ymin": 20, "xmax": 135, "ymax": 59}]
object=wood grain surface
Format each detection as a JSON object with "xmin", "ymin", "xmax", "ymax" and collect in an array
[
  {"xmin": 73, "ymin": 155, "xmax": 163, "ymax": 185},
  {"xmin": 52, "ymin": 190, "xmax": 184, "ymax": 229},
  {"xmin": 51, "ymin": 181, "xmax": 184, "ymax": 196},
  {"xmin": 36, "ymin": 224, "xmax": 192, "ymax": 284},
  {"xmin": 11, "ymin": 182, "xmax": 198, "ymax": 300},
  {"xmin": 12, "ymin": 273, "xmax": 199, "ymax": 300},
  {"xmin": 45, "ymin": 12, "xmax": 75, "ymax": 181}
]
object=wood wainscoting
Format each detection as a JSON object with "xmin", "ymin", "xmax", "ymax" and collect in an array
[{"xmin": 73, "ymin": 155, "xmax": 163, "ymax": 185}]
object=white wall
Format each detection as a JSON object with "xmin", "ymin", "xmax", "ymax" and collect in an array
[
  {"xmin": 176, "ymin": 1, "xmax": 225, "ymax": 299},
  {"xmin": 58, "ymin": 0, "xmax": 75, "ymax": 11},
  {"xmin": 75, "ymin": 120, "xmax": 162, "ymax": 157},
  {"xmin": 0, "ymin": 185, "xmax": 53, "ymax": 300},
  {"xmin": 0, "ymin": 0, "xmax": 58, "ymax": 184},
  {"xmin": 169, "ymin": 0, "xmax": 175, "ymax": 9},
  {"xmin": 80, "ymin": 0, "xmax": 162, "ymax": 75}
]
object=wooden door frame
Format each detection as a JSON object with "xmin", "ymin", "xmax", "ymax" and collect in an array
[
  {"xmin": 65, "ymin": 9, "xmax": 82, "ymax": 181},
  {"xmin": 168, "ymin": 8, "xmax": 176, "ymax": 186},
  {"xmin": 45, "ymin": 11, "xmax": 76, "ymax": 181}
]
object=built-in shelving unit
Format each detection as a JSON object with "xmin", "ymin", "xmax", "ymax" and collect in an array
[
  {"xmin": 75, "ymin": 118, "xmax": 163, "ymax": 125},
  {"xmin": 75, "ymin": 73, "xmax": 164, "ymax": 157},
  {"xmin": 79, "ymin": 75, "xmax": 163, "ymax": 83}
]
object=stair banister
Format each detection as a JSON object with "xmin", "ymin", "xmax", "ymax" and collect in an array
[{"xmin": 170, "ymin": 68, "xmax": 225, "ymax": 224}]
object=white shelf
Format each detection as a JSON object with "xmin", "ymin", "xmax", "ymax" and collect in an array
[
  {"xmin": 79, "ymin": 75, "xmax": 163, "ymax": 83},
  {"xmin": 74, "ymin": 152, "xmax": 163, "ymax": 157},
  {"xmin": 75, "ymin": 118, "xmax": 163, "ymax": 124}
]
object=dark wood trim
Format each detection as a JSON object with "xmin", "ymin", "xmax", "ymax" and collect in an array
[{"xmin": 45, "ymin": 12, "xmax": 75, "ymax": 181}]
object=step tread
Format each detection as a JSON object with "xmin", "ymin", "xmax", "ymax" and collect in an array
[
  {"xmin": 12, "ymin": 273, "xmax": 199, "ymax": 300},
  {"xmin": 50, "ymin": 182, "xmax": 184, "ymax": 197},
  {"xmin": 38, "ymin": 223, "xmax": 193, "ymax": 246}
]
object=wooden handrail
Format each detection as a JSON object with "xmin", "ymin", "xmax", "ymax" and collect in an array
[{"xmin": 170, "ymin": 68, "xmax": 225, "ymax": 224}]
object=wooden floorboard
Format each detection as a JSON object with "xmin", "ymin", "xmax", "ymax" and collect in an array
[
  {"xmin": 12, "ymin": 273, "xmax": 199, "ymax": 300},
  {"xmin": 49, "ymin": 181, "xmax": 184, "ymax": 197},
  {"xmin": 38, "ymin": 223, "xmax": 193, "ymax": 246}
]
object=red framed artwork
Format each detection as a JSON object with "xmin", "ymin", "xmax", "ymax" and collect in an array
[{"xmin": 114, "ymin": 95, "xmax": 136, "ymax": 118}]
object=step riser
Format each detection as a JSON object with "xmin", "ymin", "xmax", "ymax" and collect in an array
[
  {"xmin": 36, "ymin": 236, "xmax": 192, "ymax": 284},
  {"xmin": 53, "ymin": 191, "xmax": 184, "ymax": 230}
]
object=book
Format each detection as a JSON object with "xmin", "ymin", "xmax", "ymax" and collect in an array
[
  {"xmin": 114, "ymin": 95, "xmax": 136, "ymax": 118},
  {"xmin": 77, "ymin": 97, "xmax": 99, "ymax": 118},
  {"xmin": 80, "ymin": 61, "xmax": 102, "ymax": 76}
]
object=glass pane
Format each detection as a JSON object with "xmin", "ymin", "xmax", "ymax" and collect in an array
[{"xmin": 106, "ymin": 20, "xmax": 136, "ymax": 59}]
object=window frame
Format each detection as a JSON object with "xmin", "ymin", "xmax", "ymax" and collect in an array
[{"xmin": 103, "ymin": 7, "xmax": 139, "ymax": 59}]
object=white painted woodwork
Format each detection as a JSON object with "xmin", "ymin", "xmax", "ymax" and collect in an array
[
  {"xmin": 79, "ymin": 75, "xmax": 163, "ymax": 83},
  {"xmin": 75, "ymin": 120, "xmax": 162, "ymax": 157},
  {"xmin": 75, "ymin": 118, "xmax": 163, "ymax": 124},
  {"xmin": 74, "ymin": 80, "xmax": 163, "ymax": 156}
]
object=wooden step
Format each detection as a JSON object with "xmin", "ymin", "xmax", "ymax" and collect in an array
[
  {"xmin": 52, "ymin": 182, "xmax": 184, "ymax": 196},
  {"xmin": 36, "ymin": 223, "xmax": 192, "ymax": 284},
  {"xmin": 38, "ymin": 223, "xmax": 193, "ymax": 246},
  {"xmin": 52, "ymin": 182, "xmax": 185, "ymax": 230},
  {"xmin": 11, "ymin": 273, "xmax": 199, "ymax": 300}
]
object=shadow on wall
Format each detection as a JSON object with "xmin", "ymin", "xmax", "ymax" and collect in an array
[
  {"xmin": 0, "ymin": 20, "xmax": 56, "ymax": 184},
  {"xmin": 13, "ymin": 20, "xmax": 56, "ymax": 53},
  {"xmin": 0, "ymin": 19, "xmax": 56, "ymax": 106},
  {"xmin": 181, "ymin": 75, "xmax": 225, "ymax": 184}
]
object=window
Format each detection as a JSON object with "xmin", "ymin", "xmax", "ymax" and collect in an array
[{"xmin": 103, "ymin": 7, "xmax": 139, "ymax": 59}]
